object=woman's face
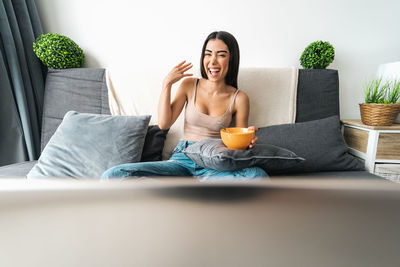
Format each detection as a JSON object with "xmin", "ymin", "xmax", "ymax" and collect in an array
[{"xmin": 203, "ymin": 39, "xmax": 230, "ymax": 83}]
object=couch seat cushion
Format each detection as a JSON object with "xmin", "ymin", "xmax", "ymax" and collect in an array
[{"xmin": 0, "ymin": 161, "xmax": 37, "ymax": 178}]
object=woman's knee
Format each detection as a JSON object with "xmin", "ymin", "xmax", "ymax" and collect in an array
[
  {"xmin": 101, "ymin": 162, "xmax": 145, "ymax": 179},
  {"xmin": 101, "ymin": 165, "xmax": 128, "ymax": 179},
  {"xmin": 244, "ymin": 167, "xmax": 268, "ymax": 178},
  {"xmin": 198, "ymin": 166, "xmax": 268, "ymax": 180}
]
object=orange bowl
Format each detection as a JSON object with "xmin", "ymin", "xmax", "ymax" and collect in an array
[{"xmin": 220, "ymin": 127, "xmax": 255, "ymax": 150}]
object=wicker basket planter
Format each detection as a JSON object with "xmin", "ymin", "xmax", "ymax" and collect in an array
[{"xmin": 359, "ymin": 103, "xmax": 400, "ymax": 126}]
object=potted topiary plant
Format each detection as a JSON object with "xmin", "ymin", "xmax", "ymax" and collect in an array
[
  {"xmin": 300, "ymin": 41, "xmax": 335, "ymax": 69},
  {"xmin": 360, "ymin": 78, "xmax": 400, "ymax": 126},
  {"xmin": 33, "ymin": 33, "xmax": 84, "ymax": 69}
]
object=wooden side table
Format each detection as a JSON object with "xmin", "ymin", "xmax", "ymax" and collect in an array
[{"xmin": 342, "ymin": 119, "xmax": 400, "ymax": 173}]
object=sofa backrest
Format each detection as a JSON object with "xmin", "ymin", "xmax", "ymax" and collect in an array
[
  {"xmin": 296, "ymin": 69, "xmax": 339, "ymax": 122},
  {"xmin": 160, "ymin": 68, "xmax": 297, "ymax": 159},
  {"xmin": 40, "ymin": 67, "xmax": 339, "ymax": 160},
  {"xmin": 41, "ymin": 68, "xmax": 110, "ymax": 151}
]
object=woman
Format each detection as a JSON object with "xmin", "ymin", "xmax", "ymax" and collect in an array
[{"xmin": 102, "ymin": 31, "xmax": 267, "ymax": 179}]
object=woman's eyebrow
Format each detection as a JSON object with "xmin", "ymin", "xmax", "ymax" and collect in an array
[{"xmin": 205, "ymin": 49, "xmax": 228, "ymax": 53}]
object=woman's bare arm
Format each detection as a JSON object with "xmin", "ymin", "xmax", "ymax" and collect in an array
[
  {"xmin": 158, "ymin": 61, "xmax": 193, "ymax": 130},
  {"xmin": 234, "ymin": 91, "xmax": 250, "ymax": 128},
  {"xmin": 234, "ymin": 91, "xmax": 258, "ymax": 148}
]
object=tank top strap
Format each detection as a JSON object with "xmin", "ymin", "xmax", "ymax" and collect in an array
[
  {"xmin": 190, "ymin": 78, "xmax": 199, "ymax": 102},
  {"xmin": 228, "ymin": 89, "xmax": 240, "ymax": 112}
]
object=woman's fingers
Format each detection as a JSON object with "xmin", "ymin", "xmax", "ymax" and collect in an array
[
  {"xmin": 250, "ymin": 136, "xmax": 258, "ymax": 144},
  {"xmin": 176, "ymin": 62, "xmax": 193, "ymax": 78},
  {"xmin": 165, "ymin": 61, "xmax": 192, "ymax": 86},
  {"xmin": 176, "ymin": 61, "xmax": 191, "ymax": 70},
  {"xmin": 181, "ymin": 63, "xmax": 193, "ymax": 73},
  {"xmin": 179, "ymin": 62, "xmax": 192, "ymax": 72},
  {"xmin": 247, "ymin": 126, "xmax": 258, "ymax": 148},
  {"xmin": 249, "ymin": 135, "xmax": 258, "ymax": 148},
  {"xmin": 175, "ymin": 60, "xmax": 186, "ymax": 68}
]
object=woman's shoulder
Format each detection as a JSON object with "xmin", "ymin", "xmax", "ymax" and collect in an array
[
  {"xmin": 233, "ymin": 89, "xmax": 249, "ymax": 107},
  {"xmin": 181, "ymin": 77, "xmax": 197, "ymax": 86},
  {"xmin": 175, "ymin": 77, "xmax": 195, "ymax": 94},
  {"xmin": 230, "ymin": 86, "xmax": 248, "ymax": 99},
  {"xmin": 179, "ymin": 77, "xmax": 197, "ymax": 92}
]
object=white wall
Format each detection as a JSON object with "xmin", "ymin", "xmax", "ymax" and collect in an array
[{"xmin": 35, "ymin": 0, "xmax": 400, "ymax": 120}]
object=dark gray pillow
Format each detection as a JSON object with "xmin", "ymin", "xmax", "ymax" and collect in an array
[
  {"xmin": 141, "ymin": 125, "xmax": 169, "ymax": 162},
  {"xmin": 296, "ymin": 69, "xmax": 339, "ymax": 122},
  {"xmin": 256, "ymin": 115, "xmax": 364, "ymax": 174},
  {"xmin": 41, "ymin": 68, "xmax": 111, "ymax": 152},
  {"xmin": 28, "ymin": 111, "xmax": 151, "ymax": 178},
  {"xmin": 182, "ymin": 139, "xmax": 304, "ymax": 172}
]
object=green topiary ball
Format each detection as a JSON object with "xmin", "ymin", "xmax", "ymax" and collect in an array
[
  {"xmin": 300, "ymin": 41, "xmax": 335, "ymax": 69},
  {"xmin": 33, "ymin": 33, "xmax": 84, "ymax": 69}
]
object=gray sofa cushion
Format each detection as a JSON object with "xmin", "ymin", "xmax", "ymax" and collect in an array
[
  {"xmin": 0, "ymin": 161, "xmax": 37, "ymax": 178},
  {"xmin": 41, "ymin": 68, "xmax": 110, "ymax": 152},
  {"xmin": 0, "ymin": 163, "xmax": 383, "ymax": 180},
  {"xmin": 296, "ymin": 69, "xmax": 339, "ymax": 122},
  {"xmin": 256, "ymin": 115, "xmax": 365, "ymax": 174},
  {"xmin": 28, "ymin": 111, "xmax": 151, "ymax": 178},
  {"xmin": 182, "ymin": 139, "xmax": 304, "ymax": 172},
  {"xmin": 271, "ymin": 171, "xmax": 382, "ymax": 179}
]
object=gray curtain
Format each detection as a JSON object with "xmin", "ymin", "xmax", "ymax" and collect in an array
[{"xmin": 0, "ymin": 0, "xmax": 45, "ymax": 166}]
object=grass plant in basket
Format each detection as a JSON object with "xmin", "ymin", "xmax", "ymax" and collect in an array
[{"xmin": 360, "ymin": 78, "xmax": 400, "ymax": 126}]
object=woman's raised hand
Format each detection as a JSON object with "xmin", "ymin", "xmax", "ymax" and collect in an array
[{"xmin": 162, "ymin": 60, "xmax": 193, "ymax": 88}]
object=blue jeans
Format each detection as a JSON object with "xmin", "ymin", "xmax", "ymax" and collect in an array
[{"xmin": 101, "ymin": 140, "xmax": 268, "ymax": 181}]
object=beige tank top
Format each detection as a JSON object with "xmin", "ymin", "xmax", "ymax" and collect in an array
[{"xmin": 183, "ymin": 79, "xmax": 240, "ymax": 142}]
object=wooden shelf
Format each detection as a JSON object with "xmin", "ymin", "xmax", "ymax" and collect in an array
[
  {"xmin": 342, "ymin": 119, "xmax": 400, "ymax": 173},
  {"xmin": 341, "ymin": 119, "xmax": 400, "ymax": 130}
]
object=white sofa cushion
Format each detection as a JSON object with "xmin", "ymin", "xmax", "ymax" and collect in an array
[{"xmin": 108, "ymin": 67, "xmax": 298, "ymax": 159}]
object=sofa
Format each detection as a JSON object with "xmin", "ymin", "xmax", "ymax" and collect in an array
[{"xmin": 0, "ymin": 67, "xmax": 380, "ymax": 179}]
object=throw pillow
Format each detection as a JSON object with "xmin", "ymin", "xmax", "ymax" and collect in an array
[
  {"xmin": 182, "ymin": 139, "xmax": 304, "ymax": 172},
  {"xmin": 140, "ymin": 125, "xmax": 169, "ymax": 162},
  {"xmin": 27, "ymin": 111, "xmax": 151, "ymax": 178},
  {"xmin": 256, "ymin": 115, "xmax": 364, "ymax": 174}
]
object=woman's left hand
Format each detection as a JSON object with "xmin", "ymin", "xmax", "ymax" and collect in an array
[{"xmin": 248, "ymin": 126, "xmax": 258, "ymax": 148}]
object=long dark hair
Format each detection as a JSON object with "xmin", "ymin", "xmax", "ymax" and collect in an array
[{"xmin": 200, "ymin": 31, "xmax": 240, "ymax": 88}]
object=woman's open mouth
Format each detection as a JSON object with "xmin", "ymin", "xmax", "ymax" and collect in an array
[{"xmin": 208, "ymin": 68, "xmax": 220, "ymax": 78}]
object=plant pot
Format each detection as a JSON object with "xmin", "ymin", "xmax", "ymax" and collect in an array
[{"xmin": 359, "ymin": 103, "xmax": 400, "ymax": 126}]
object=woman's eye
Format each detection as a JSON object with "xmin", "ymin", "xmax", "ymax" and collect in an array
[
  {"xmin": 205, "ymin": 54, "xmax": 211, "ymax": 56},
  {"xmin": 219, "ymin": 55, "xmax": 226, "ymax": 57}
]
